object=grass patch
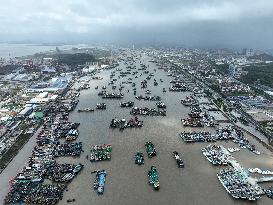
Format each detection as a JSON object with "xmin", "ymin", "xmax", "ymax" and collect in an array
[{"xmin": 0, "ymin": 133, "xmax": 32, "ymax": 171}]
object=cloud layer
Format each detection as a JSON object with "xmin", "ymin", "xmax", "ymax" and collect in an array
[{"xmin": 1, "ymin": 0, "xmax": 273, "ymax": 48}]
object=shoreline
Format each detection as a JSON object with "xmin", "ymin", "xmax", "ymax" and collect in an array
[
  {"xmin": 0, "ymin": 123, "xmax": 42, "ymax": 174},
  {"xmin": 0, "ymin": 125, "xmax": 43, "ymax": 202}
]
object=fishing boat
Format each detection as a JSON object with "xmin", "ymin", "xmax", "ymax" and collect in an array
[
  {"xmin": 120, "ymin": 101, "xmax": 134, "ymax": 108},
  {"xmin": 173, "ymin": 151, "xmax": 184, "ymax": 168},
  {"xmin": 156, "ymin": 102, "xmax": 166, "ymax": 109},
  {"xmin": 181, "ymin": 118, "xmax": 204, "ymax": 127},
  {"xmin": 134, "ymin": 152, "xmax": 144, "ymax": 165},
  {"xmin": 181, "ymin": 96, "xmax": 198, "ymax": 106},
  {"xmin": 110, "ymin": 117, "xmax": 143, "ymax": 130},
  {"xmin": 145, "ymin": 142, "xmax": 156, "ymax": 158},
  {"xmin": 145, "ymin": 90, "xmax": 152, "ymax": 94},
  {"xmin": 148, "ymin": 166, "xmax": 160, "ymax": 190},
  {"xmin": 62, "ymin": 173, "xmax": 74, "ymax": 182},
  {"xmin": 78, "ymin": 108, "xmax": 95, "ymax": 112},
  {"xmin": 90, "ymin": 144, "xmax": 112, "ymax": 162},
  {"xmin": 73, "ymin": 164, "xmax": 84, "ymax": 173},
  {"xmin": 92, "ymin": 76, "xmax": 103, "ymax": 80},
  {"xmin": 92, "ymin": 170, "xmax": 107, "ymax": 195},
  {"xmin": 66, "ymin": 135, "xmax": 78, "ymax": 141},
  {"xmin": 96, "ymin": 103, "xmax": 106, "ymax": 110},
  {"xmin": 102, "ymin": 93, "xmax": 124, "ymax": 99}
]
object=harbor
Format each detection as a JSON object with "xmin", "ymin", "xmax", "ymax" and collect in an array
[
  {"xmin": 1, "ymin": 0, "xmax": 273, "ymax": 203},
  {"xmin": 1, "ymin": 52, "xmax": 273, "ymax": 205}
]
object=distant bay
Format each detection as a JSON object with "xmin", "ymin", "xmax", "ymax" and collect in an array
[{"xmin": 0, "ymin": 43, "xmax": 86, "ymax": 59}]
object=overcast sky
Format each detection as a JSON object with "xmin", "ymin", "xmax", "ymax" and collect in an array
[{"xmin": 1, "ymin": 0, "xmax": 273, "ymax": 48}]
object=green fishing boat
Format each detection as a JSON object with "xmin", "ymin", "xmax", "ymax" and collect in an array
[
  {"xmin": 145, "ymin": 141, "xmax": 156, "ymax": 157},
  {"xmin": 148, "ymin": 166, "xmax": 159, "ymax": 190}
]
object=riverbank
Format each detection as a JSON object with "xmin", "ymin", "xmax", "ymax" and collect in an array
[{"xmin": 0, "ymin": 125, "xmax": 43, "ymax": 202}]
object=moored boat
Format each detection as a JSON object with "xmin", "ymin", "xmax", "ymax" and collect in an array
[
  {"xmin": 78, "ymin": 108, "xmax": 95, "ymax": 112},
  {"xmin": 173, "ymin": 151, "xmax": 184, "ymax": 168},
  {"xmin": 148, "ymin": 166, "xmax": 160, "ymax": 190},
  {"xmin": 134, "ymin": 152, "xmax": 144, "ymax": 165},
  {"xmin": 145, "ymin": 142, "xmax": 156, "ymax": 158},
  {"xmin": 92, "ymin": 170, "xmax": 107, "ymax": 195}
]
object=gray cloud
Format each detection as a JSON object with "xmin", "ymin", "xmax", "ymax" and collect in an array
[{"xmin": 0, "ymin": 0, "xmax": 273, "ymax": 48}]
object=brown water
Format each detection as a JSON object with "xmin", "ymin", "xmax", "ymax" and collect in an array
[{"xmin": 1, "ymin": 55, "xmax": 272, "ymax": 205}]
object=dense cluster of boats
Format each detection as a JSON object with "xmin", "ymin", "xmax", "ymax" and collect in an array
[
  {"xmin": 101, "ymin": 92, "xmax": 124, "ymax": 99},
  {"xmin": 181, "ymin": 96, "xmax": 198, "ymax": 106},
  {"xmin": 91, "ymin": 76, "xmax": 103, "ymax": 80},
  {"xmin": 130, "ymin": 107, "xmax": 166, "ymax": 116},
  {"xmin": 156, "ymin": 102, "xmax": 166, "ymax": 109},
  {"xmin": 45, "ymin": 163, "xmax": 83, "ymax": 182},
  {"xmin": 135, "ymin": 95, "xmax": 161, "ymax": 101},
  {"xmin": 55, "ymin": 142, "xmax": 83, "ymax": 157},
  {"xmin": 110, "ymin": 117, "xmax": 143, "ymax": 130},
  {"xmin": 181, "ymin": 118, "xmax": 204, "ymax": 127},
  {"xmin": 248, "ymin": 168, "xmax": 273, "ymax": 175},
  {"xmin": 180, "ymin": 126, "xmax": 260, "ymax": 154},
  {"xmin": 77, "ymin": 83, "xmax": 90, "ymax": 91},
  {"xmin": 188, "ymin": 105, "xmax": 205, "ymax": 118},
  {"xmin": 202, "ymin": 145, "xmax": 273, "ymax": 201},
  {"xmin": 120, "ymin": 101, "xmax": 134, "ymax": 108},
  {"xmin": 169, "ymin": 85, "xmax": 188, "ymax": 92},
  {"xmin": 78, "ymin": 108, "xmax": 94, "ymax": 112},
  {"xmin": 217, "ymin": 168, "xmax": 263, "ymax": 201},
  {"xmin": 181, "ymin": 104, "xmax": 216, "ymax": 127},
  {"xmin": 180, "ymin": 131, "xmax": 215, "ymax": 142},
  {"xmin": 227, "ymin": 147, "xmax": 240, "ymax": 153},
  {"xmin": 201, "ymin": 144, "xmax": 231, "ymax": 165},
  {"xmin": 7, "ymin": 184, "xmax": 67, "ymax": 205},
  {"xmin": 53, "ymin": 122, "xmax": 80, "ymax": 141},
  {"xmin": 90, "ymin": 144, "xmax": 112, "ymax": 162},
  {"xmin": 168, "ymin": 77, "xmax": 190, "ymax": 92}
]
